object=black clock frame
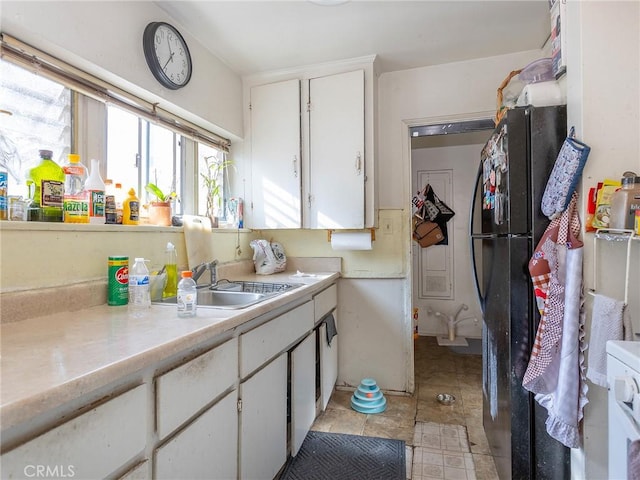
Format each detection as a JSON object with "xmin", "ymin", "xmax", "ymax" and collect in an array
[{"xmin": 143, "ymin": 21, "xmax": 192, "ymax": 90}]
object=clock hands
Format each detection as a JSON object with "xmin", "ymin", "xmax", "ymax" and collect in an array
[{"xmin": 163, "ymin": 36, "xmax": 175, "ymax": 72}]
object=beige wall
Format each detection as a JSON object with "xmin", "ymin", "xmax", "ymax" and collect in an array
[{"xmin": 566, "ymin": 2, "xmax": 640, "ymax": 478}]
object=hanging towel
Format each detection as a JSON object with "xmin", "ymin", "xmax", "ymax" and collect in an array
[
  {"xmin": 629, "ymin": 439, "xmax": 640, "ymax": 480},
  {"xmin": 323, "ymin": 313, "xmax": 337, "ymax": 346},
  {"xmin": 586, "ymin": 294, "xmax": 625, "ymax": 388}
]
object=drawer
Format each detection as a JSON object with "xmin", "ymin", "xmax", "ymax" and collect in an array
[
  {"xmin": 240, "ymin": 301, "xmax": 313, "ymax": 378},
  {"xmin": 156, "ymin": 338, "xmax": 238, "ymax": 439},
  {"xmin": 1, "ymin": 385, "xmax": 146, "ymax": 479},
  {"xmin": 314, "ymin": 283, "xmax": 337, "ymax": 321}
]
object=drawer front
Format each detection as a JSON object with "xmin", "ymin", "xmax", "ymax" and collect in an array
[
  {"xmin": 156, "ymin": 338, "xmax": 238, "ymax": 439},
  {"xmin": 240, "ymin": 301, "xmax": 313, "ymax": 378},
  {"xmin": 1, "ymin": 385, "xmax": 146, "ymax": 479},
  {"xmin": 314, "ymin": 283, "xmax": 337, "ymax": 321}
]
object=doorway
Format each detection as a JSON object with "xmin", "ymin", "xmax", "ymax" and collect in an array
[{"xmin": 409, "ymin": 120, "xmax": 493, "ymax": 347}]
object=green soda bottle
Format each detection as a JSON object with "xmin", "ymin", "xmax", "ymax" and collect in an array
[{"xmin": 28, "ymin": 150, "xmax": 65, "ymax": 222}]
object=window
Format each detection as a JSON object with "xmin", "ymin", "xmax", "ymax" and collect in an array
[
  {"xmin": 107, "ymin": 105, "xmax": 182, "ymax": 214},
  {"xmin": 0, "ymin": 60, "xmax": 71, "ymax": 199},
  {"xmin": 0, "ymin": 36, "xmax": 231, "ymax": 223}
]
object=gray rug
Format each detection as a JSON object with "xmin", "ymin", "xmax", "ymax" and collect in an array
[{"xmin": 279, "ymin": 431, "xmax": 406, "ymax": 480}]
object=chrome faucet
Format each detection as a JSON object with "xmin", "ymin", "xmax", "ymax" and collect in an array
[{"xmin": 191, "ymin": 260, "xmax": 218, "ymax": 286}]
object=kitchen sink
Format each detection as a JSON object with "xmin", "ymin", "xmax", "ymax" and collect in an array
[{"xmin": 152, "ymin": 280, "xmax": 302, "ymax": 310}]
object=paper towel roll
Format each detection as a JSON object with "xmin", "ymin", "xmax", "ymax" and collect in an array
[{"xmin": 330, "ymin": 232, "xmax": 372, "ymax": 250}]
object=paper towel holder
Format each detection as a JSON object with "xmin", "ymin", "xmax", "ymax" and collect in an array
[{"xmin": 327, "ymin": 228, "xmax": 375, "ymax": 243}]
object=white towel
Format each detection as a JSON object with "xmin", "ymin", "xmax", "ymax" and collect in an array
[{"xmin": 586, "ymin": 293, "xmax": 625, "ymax": 388}]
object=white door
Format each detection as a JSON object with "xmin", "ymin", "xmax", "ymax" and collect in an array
[
  {"xmin": 239, "ymin": 353, "xmax": 287, "ymax": 480},
  {"xmin": 155, "ymin": 390, "xmax": 238, "ymax": 480},
  {"xmin": 291, "ymin": 332, "xmax": 316, "ymax": 456},
  {"xmin": 414, "ymin": 170, "xmax": 454, "ymax": 300},
  {"xmin": 308, "ymin": 70, "xmax": 365, "ymax": 229},
  {"xmin": 250, "ymin": 79, "xmax": 302, "ymax": 228}
]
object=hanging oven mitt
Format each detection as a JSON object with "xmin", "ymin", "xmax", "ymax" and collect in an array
[{"xmin": 541, "ymin": 127, "xmax": 591, "ymax": 220}]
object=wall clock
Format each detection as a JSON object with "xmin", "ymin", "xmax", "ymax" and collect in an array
[{"xmin": 143, "ymin": 22, "xmax": 192, "ymax": 90}]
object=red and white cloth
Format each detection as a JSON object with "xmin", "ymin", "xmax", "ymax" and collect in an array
[{"xmin": 523, "ymin": 194, "xmax": 588, "ymax": 449}]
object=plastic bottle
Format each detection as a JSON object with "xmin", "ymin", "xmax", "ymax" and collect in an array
[
  {"xmin": 0, "ymin": 170, "xmax": 7, "ymax": 221},
  {"xmin": 122, "ymin": 188, "xmax": 140, "ymax": 225},
  {"xmin": 28, "ymin": 149, "xmax": 65, "ymax": 222},
  {"xmin": 104, "ymin": 179, "xmax": 118, "ymax": 224},
  {"xmin": 609, "ymin": 175, "xmax": 640, "ymax": 230},
  {"xmin": 177, "ymin": 270, "xmax": 197, "ymax": 317},
  {"xmin": 129, "ymin": 257, "xmax": 151, "ymax": 316},
  {"xmin": 114, "ymin": 182, "xmax": 124, "ymax": 224},
  {"xmin": 85, "ymin": 159, "xmax": 106, "ymax": 224},
  {"xmin": 62, "ymin": 153, "xmax": 89, "ymax": 223},
  {"xmin": 163, "ymin": 242, "xmax": 178, "ymax": 298}
]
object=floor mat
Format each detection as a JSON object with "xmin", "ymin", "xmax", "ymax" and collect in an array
[{"xmin": 279, "ymin": 431, "xmax": 406, "ymax": 480}]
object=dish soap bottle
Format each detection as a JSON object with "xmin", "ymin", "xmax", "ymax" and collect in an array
[
  {"xmin": 122, "ymin": 188, "xmax": 140, "ymax": 225},
  {"xmin": 62, "ymin": 153, "xmax": 89, "ymax": 223},
  {"xmin": 28, "ymin": 149, "xmax": 65, "ymax": 222},
  {"xmin": 85, "ymin": 159, "xmax": 106, "ymax": 224},
  {"xmin": 177, "ymin": 271, "xmax": 197, "ymax": 317},
  {"xmin": 163, "ymin": 242, "xmax": 178, "ymax": 298},
  {"xmin": 609, "ymin": 175, "xmax": 640, "ymax": 230}
]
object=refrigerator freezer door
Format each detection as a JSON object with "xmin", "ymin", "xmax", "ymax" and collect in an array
[{"xmin": 477, "ymin": 106, "xmax": 567, "ymax": 237}]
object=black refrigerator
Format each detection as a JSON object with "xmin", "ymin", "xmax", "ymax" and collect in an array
[{"xmin": 469, "ymin": 105, "xmax": 570, "ymax": 479}]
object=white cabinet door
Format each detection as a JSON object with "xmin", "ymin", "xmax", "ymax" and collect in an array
[
  {"xmin": 291, "ymin": 332, "xmax": 316, "ymax": 456},
  {"xmin": 155, "ymin": 390, "xmax": 238, "ymax": 480},
  {"xmin": 250, "ymin": 79, "xmax": 302, "ymax": 229},
  {"xmin": 308, "ymin": 70, "xmax": 365, "ymax": 229},
  {"xmin": 239, "ymin": 353, "xmax": 287, "ymax": 480}
]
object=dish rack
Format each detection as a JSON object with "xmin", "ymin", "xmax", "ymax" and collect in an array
[{"xmin": 213, "ymin": 279, "xmax": 300, "ymax": 294}]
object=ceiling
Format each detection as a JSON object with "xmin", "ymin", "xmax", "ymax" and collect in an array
[{"xmin": 156, "ymin": 1, "xmax": 552, "ymax": 77}]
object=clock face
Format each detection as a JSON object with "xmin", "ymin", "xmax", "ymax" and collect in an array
[{"xmin": 143, "ymin": 22, "xmax": 192, "ymax": 90}]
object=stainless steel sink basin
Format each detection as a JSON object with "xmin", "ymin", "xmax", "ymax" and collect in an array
[{"xmin": 152, "ymin": 281, "xmax": 302, "ymax": 309}]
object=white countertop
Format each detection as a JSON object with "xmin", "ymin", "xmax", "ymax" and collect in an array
[{"xmin": 0, "ymin": 271, "xmax": 339, "ymax": 431}]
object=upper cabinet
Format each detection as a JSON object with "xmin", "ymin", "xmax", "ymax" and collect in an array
[
  {"xmin": 250, "ymin": 79, "xmax": 302, "ymax": 229},
  {"xmin": 308, "ymin": 70, "xmax": 365, "ymax": 228},
  {"xmin": 245, "ymin": 57, "xmax": 377, "ymax": 229}
]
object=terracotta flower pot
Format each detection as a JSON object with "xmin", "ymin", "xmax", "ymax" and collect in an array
[{"xmin": 149, "ymin": 201, "xmax": 172, "ymax": 226}]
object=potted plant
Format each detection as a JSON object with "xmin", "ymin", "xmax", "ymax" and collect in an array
[
  {"xmin": 145, "ymin": 183, "xmax": 176, "ymax": 226},
  {"xmin": 200, "ymin": 155, "xmax": 233, "ymax": 227}
]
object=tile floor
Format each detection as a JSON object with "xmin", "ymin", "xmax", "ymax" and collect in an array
[{"xmin": 310, "ymin": 336, "xmax": 499, "ymax": 480}]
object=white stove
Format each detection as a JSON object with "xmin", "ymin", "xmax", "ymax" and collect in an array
[{"xmin": 607, "ymin": 340, "xmax": 640, "ymax": 479}]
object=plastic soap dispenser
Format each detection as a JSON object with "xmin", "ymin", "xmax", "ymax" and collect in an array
[
  {"xmin": 163, "ymin": 242, "xmax": 178, "ymax": 298},
  {"xmin": 122, "ymin": 188, "xmax": 140, "ymax": 225}
]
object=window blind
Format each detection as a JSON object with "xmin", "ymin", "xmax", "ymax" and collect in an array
[{"xmin": 0, "ymin": 33, "xmax": 230, "ymax": 153}]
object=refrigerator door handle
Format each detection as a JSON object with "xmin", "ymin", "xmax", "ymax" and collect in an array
[{"xmin": 469, "ymin": 163, "xmax": 484, "ymax": 312}]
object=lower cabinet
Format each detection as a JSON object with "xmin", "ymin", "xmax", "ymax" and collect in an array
[
  {"xmin": 1, "ymin": 385, "xmax": 146, "ymax": 479},
  {"xmin": 239, "ymin": 353, "xmax": 288, "ymax": 480},
  {"xmin": 319, "ymin": 316, "xmax": 339, "ymax": 411},
  {"xmin": 291, "ymin": 332, "xmax": 317, "ymax": 456},
  {"xmin": 155, "ymin": 390, "xmax": 238, "ymax": 480}
]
